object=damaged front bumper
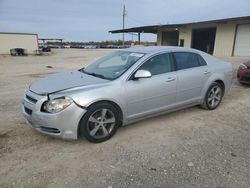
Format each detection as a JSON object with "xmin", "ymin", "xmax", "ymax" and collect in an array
[{"xmin": 22, "ymin": 89, "xmax": 86, "ymax": 140}]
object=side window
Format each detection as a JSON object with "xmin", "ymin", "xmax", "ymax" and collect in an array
[
  {"xmin": 173, "ymin": 52, "xmax": 200, "ymax": 70},
  {"xmin": 197, "ymin": 54, "xmax": 207, "ymax": 66},
  {"xmin": 138, "ymin": 53, "xmax": 173, "ymax": 76}
]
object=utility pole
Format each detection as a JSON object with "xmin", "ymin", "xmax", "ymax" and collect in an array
[{"xmin": 122, "ymin": 5, "xmax": 126, "ymax": 45}]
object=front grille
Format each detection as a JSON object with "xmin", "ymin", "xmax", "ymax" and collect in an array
[
  {"xmin": 26, "ymin": 94, "xmax": 37, "ymax": 103},
  {"xmin": 40, "ymin": 126, "xmax": 60, "ymax": 134},
  {"xmin": 24, "ymin": 107, "xmax": 32, "ymax": 115}
]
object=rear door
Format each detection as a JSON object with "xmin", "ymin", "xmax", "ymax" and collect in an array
[{"xmin": 173, "ymin": 52, "xmax": 210, "ymax": 105}]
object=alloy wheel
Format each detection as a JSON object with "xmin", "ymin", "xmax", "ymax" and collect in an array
[
  {"xmin": 207, "ymin": 85, "xmax": 222, "ymax": 108},
  {"xmin": 86, "ymin": 108, "xmax": 116, "ymax": 139}
]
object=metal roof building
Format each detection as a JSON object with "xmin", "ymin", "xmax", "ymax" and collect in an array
[
  {"xmin": 0, "ymin": 32, "xmax": 39, "ymax": 55},
  {"xmin": 110, "ymin": 16, "xmax": 250, "ymax": 57}
]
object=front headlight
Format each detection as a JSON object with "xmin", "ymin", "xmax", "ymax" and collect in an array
[
  {"xmin": 239, "ymin": 63, "xmax": 247, "ymax": 70},
  {"xmin": 42, "ymin": 97, "xmax": 73, "ymax": 113}
]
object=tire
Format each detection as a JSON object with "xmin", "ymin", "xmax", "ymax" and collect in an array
[
  {"xmin": 201, "ymin": 82, "xmax": 223, "ymax": 110},
  {"xmin": 79, "ymin": 102, "xmax": 119, "ymax": 143}
]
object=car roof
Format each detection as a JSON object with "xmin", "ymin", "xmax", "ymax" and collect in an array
[{"xmin": 120, "ymin": 46, "xmax": 201, "ymax": 54}]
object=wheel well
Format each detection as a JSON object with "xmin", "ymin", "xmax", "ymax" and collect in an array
[{"xmin": 214, "ymin": 80, "xmax": 225, "ymax": 96}]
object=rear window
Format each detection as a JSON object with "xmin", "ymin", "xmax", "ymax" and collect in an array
[
  {"xmin": 197, "ymin": 55, "xmax": 207, "ymax": 66},
  {"xmin": 173, "ymin": 52, "xmax": 206, "ymax": 70}
]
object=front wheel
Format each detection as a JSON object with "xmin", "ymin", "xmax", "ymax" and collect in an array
[
  {"xmin": 201, "ymin": 82, "xmax": 223, "ymax": 110},
  {"xmin": 79, "ymin": 102, "xmax": 119, "ymax": 143}
]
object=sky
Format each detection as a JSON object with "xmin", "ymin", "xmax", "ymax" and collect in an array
[{"xmin": 0, "ymin": 0, "xmax": 249, "ymax": 42}]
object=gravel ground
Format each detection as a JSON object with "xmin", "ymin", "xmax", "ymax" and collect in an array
[{"xmin": 0, "ymin": 49, "xmax": 249, "ymax": 188}]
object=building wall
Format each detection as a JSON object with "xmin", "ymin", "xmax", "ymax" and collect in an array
[
  {"xmin": 157, "ymin": 30, "xmax": 162, "ymax": 45},
  {"xmin": 178, "ymin": 27, "xmax": 192, "ymax": 48},
  {"xmin": 0, "ymin": 33, "xmax": 38, "ymax": 55},
  {"xmin": 158, "ymin": 27, "xmax": 196, "ymax": 48},
  {"xmin": 213, "ymin": 23, "xmax": 236, "ymax": 57},
  {"xmin": 157, "ymin": 24, "xmax": 238, "ymax": 56},
  {"xmin": 161, "ymin": 31, "xmax": 179, "ymax": 46}
]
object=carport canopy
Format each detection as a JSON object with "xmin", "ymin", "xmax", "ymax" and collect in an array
[
  {"xmin": 109, "ymin": 24, "xmax": 180, "ymax": 44},
  {"xmin": 109, "ymin": 25, "xmax": 160, "ymax": 34},
  {"xmin": 110, "ymin": 25, "xmax": 160, "ymax": 44}
]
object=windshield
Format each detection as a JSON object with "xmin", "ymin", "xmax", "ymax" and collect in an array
[{"xmin": 80, "ymin": 51, "xmax": 145, "ymax": 80}]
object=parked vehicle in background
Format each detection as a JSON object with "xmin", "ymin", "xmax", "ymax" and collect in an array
[
  {"xmin": 22, "ymin": 47, "xmax": 233, "ymax": 143},
  {"xmin": 237, "ymin": 59, "xmax": 250, "ymax": 84},
  {"xmin": 42, "ymin": 46, "xmax": 51, "ymax": 52},
  {"xmin": 101, "ymin": 44, "xmax": 130, "ymax": 49},
  {"xmin": 10, "ymin": 48, "xmax": 27, "ymax": 56},
  {"xmin": 84, "ymin": 45, "xmax": 98, "ymax": 49}
]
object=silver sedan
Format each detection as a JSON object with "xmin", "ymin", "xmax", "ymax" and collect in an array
[{"xmin": 22, "ymin": 47, "xmax": 233, "ymax": 143}]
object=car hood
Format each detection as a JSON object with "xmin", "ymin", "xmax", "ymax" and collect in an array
[{"xmin": 29, "ymin": 71, "xmax": 109, "ymax": 95}]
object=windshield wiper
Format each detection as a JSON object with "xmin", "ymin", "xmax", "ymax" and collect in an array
[
  {"xmin": 78, "ymin": 68, "xmax": 84, "ymax": 73},
  {"xmin": 87, "ymin": 72, "xmax": 106, "ymax": 79},
  {"xmin": 80, "ymin": 69, "xmax": 109, "ymax": 80}
]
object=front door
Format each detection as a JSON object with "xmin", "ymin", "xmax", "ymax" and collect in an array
[{"xmin": 125, "ymin": 53, "xmax": 177, "ymax": 120}]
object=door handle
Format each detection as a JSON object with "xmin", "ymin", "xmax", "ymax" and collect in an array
[
  {"xmin": 204, "ymin": 70, "xmax": 211, "ymax": 75},
  {"xmin": 166, "ymin": 77, "xmax": 176, "ymax": 82}
]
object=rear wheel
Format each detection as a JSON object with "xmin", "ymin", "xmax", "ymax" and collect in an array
[
  {"xmin": 201, "ymin": 82, "xmax": 223, "ymax": 110},
  {"xmin": 79, "ymin": 102, "xmax": 119, "ymax": 143}
]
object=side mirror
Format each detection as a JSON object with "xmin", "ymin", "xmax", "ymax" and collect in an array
[{"xmin": 134, "ymin": 70, "xmax": 152, "ymax": 79}]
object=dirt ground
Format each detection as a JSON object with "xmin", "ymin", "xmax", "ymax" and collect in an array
[{"xmin": 0, "ymin": 49, "xmax": 249, "ymax": 188}]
